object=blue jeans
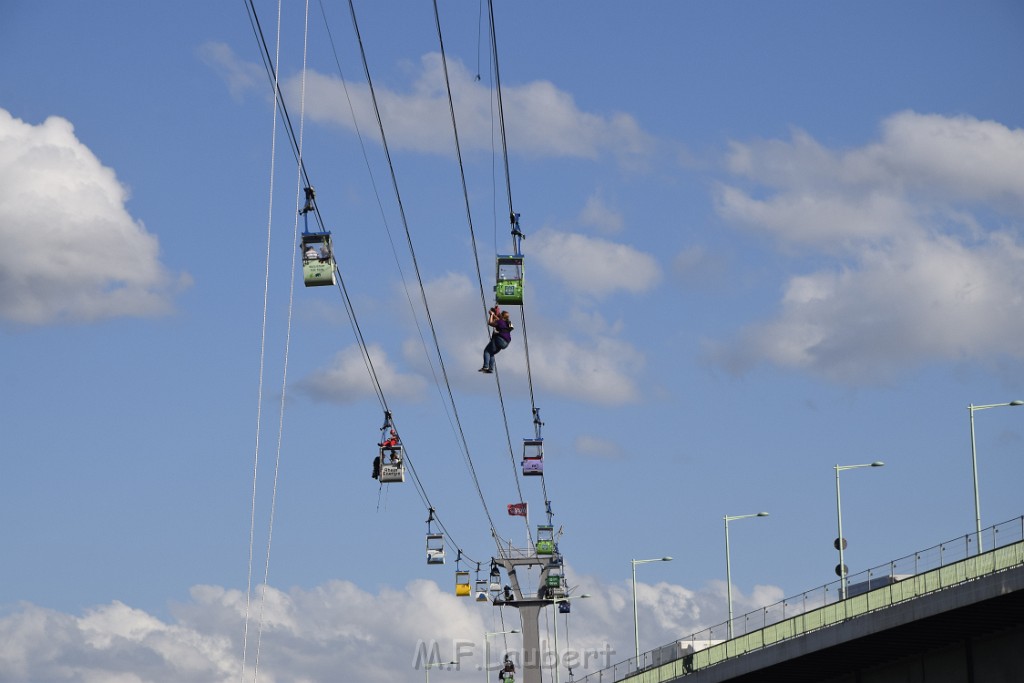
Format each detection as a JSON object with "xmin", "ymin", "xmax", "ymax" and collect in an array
[{"xmin": 483, "ymin": 335, "xmax": 509, "ymax": 370}]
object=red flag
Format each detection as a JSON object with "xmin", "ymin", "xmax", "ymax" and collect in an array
[{"xmin": 507, "ymin": 502, "xmax": 528, "ymax": 517}]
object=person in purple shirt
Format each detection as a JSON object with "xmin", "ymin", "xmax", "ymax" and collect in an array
[{"xmin": 480, "ymin": 306, "xmax": 513, "ymax": 373}]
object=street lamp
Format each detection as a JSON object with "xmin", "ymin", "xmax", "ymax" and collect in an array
[
  {"xmin": 483, "ymin": 629, "xmax": 519, "ymax": 683},
  {"xmin": 835, "ymin": 461, "xmax": 884, "ymax": 600},
  {"xmin": 969, "ymin": 400, "xmax": 1023, "ymax": 553},
  {"xmin": 551, "ymin": 593, "xmax": 590, "ymax": 683},
  {"xmin": 724, "ymin": 512, "xmax": 769, "ymax": 639},
  {"xmin": 631, "ymin": 556, "xmax": 673, "ymax": 661},
  {"xmin": 424, "ymin": 660, "xmax": 456, "ymax": 683}
]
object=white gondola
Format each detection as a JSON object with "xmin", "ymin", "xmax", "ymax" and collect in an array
[
  {"xmin": 426, "ymin": 533, "xmax": 446, "ymax": 565},
  {"xmin": 378, "ymin": 442, "xmax": 404, "ymax": 483},
  {"xmin": 475, "ymin": 579, "xmax": 490, "ymax": 602},
  {"xmin": 522, "ymin": 438, "xmax": 543, "ymax": 476},
  {"xmin": 489, "ymin": 564, "xmax": 502, "ymax": 594}
]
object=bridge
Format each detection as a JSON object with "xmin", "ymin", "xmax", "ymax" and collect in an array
[{"xmin": 579, "ymin": 517, "xmax": 1024, "ymax": 683}]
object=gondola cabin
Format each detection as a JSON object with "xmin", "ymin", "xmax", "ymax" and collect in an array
[
  {"xmin": 545, "ymin": 567, "xmax": 566, "ymax": 599},
  {"xmin": 489, "ymin": 565, "xmax": 502, "ymax": 594},
  {"xmin": 378, "ymin": 442, "xmax": 404, "ymax": 483},
  {"xmin": 426, "ymin": 533, "xmax": 445, "ymax": 565},
  {"xmin": 455, "ymin": 571, "xmax": 471, "ymax": 597},
  {"xmin": 475, "ymin": 579, "xmax": 490, "ymax": 602},
  {"xmin": 301, "ymin": 232, "xmax": 336, "ymax": 287},
  {"xmin": 521, "ymin": 438, "xmax": 544, "ymax": 476},
  {"xmin": 536, "ymin": 525, "xmax": 554, "ymax": 555},
  {"xmin": 495, "ymin": 255, "xmax": 524, "ymax": 305}
]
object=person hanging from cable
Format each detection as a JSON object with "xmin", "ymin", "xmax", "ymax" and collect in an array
[
  {"xmin": 499, "ymin": 654, "xmax": 516, "ymax": 681},
  {"xmin": 479, "ymin": 305, "xmax": 513, "ymax": 374}
]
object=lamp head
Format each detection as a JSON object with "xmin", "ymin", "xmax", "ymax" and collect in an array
[
  {"xmin": 870, "ymin": 461, "xmax": 885, "ymax": 467},
  {"xmin": 757, "ymin": 512, "xmax": 770, "ymax": 517},
  {"xmin": 1011, "ymin": 400, "xmax": 1024, "ymax": 406}
]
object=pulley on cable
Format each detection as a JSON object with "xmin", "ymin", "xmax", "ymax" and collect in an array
[
  {"xmin": 299, "ymin": 186, "xmax": 336, "ymax": 287},
  {"xmin": 494, "ymin": 212, "xmax": 525, "ymax": 305},
  {"xmin": 372, "ymin": 410, "xmax": 404, "ymax": 484}
]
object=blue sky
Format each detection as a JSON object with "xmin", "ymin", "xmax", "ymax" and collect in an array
[{"xmin": 2, "ymin": 1, "xmax": 1024, "ymax": 681}]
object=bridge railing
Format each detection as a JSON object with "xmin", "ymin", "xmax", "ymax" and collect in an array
[{"xmin": 576, "ymin": 516, "xmax": 1024, "ymax": 683}]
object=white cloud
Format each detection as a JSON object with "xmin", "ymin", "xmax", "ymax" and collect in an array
[
  {"xmin": 864, "ymin": 111, "xmax": 1024, "ymax": 206},
  {"xmin": 578, "ymin": 193, "xmax": 625, "ymax": 234},
  {"xmin": 0, "ymin": 109, "xmax": 185, "ymax": 325},
  {"xmin": 398, "ymin": 273, "xmax": 646, "ymax": 405},
  {"xmin": 296, "ymin": 343, "xmax": 427, "ymax": 403},
  {"xmin": 527, "ymin": 327, "xmax": 644, "ymax": 405},
  {"xmin": 531, "ymin": 229, "xmax": 661, "ymax": 299},
  {"xmin": 197, "ymin": 42, "xmax": 266, "ymax": 102},
  {"xmin": 672, "ymin": 245, "xmax": 727, "ymax": 286},
  {"xmin": 574, "ymin": 435, "xmax": 624, "ymax": 460},
  {"xmin": 0, "ymin": 571, "xmax": 786, "ymax": 683},
  {"xmin": 291, "ymin": 54, "xmax": 654, "ymax": 163},
  {"xmin": 711, "ymin": 112, "xmax": 1024, "ymax": 383}
]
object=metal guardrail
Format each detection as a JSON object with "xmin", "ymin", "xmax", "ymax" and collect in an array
[{"xmin": 578, "ymin": 516, "xmax": 1024, "ymax": 683}]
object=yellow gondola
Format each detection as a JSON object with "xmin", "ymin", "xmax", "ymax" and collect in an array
[{"xmin": 455, "ymin": 570, "xmax": 471, "ymax": 596}]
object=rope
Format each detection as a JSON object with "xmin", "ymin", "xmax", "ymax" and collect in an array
[
  {"xmin": 238, "ymin": 0, "xmax": 283, "ymax": 678},
  {"xmin": 241, "ymin": 2, "xmax": 311, "ymax": 682}
]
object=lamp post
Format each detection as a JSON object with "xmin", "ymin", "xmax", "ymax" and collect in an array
[
  {"xmin": 484, "ymin": 629, "xmax": 519, "ymax": 683},
  {"xmin": 835, "ymin": 461, "xmax": 884, "ymax": 600},
  {"xmin": 969, "ymin": 400, "xmax": 1023, "ymax": 553},
  {"xmin": 631, "ymin": 556, "xmax": 673, "ymax": 661},
  {"xmin": 425, "ymin": 660, "xmax": 456, "ymax": 683},
  {"xmin": 724, "ymin": 512, "xmax": 769, "ymax": 639},
  {"xmin": 550, "ymin": 593, "xmax": 590, "ymax": 683}
]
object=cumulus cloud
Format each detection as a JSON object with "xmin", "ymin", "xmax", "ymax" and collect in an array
[
  {"xmin": 0, "ymin": 571, "xmax": 785, "ymax": 683},
  {"xmin": 296, "ymin": 343, "xmax": 427, "ymax": 403},
  {"xmin": 289, "ymin": 54, "xmax": 654, "ymax": 163},
  {"xmin": 0, "ymin": 109, "xmax": 185, "ymax": 326},
  {"xmin": 531, "ymin": 229, "xmax": 661, "ymax": 299},
  {"xmin": 710, "ymin": 112, "xmax": 1024, "ymax": 383}
]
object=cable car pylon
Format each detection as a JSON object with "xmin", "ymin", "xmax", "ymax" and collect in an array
[{"xmin": 490, "ymin": 524, "xmax": 568, "ymax": 683}]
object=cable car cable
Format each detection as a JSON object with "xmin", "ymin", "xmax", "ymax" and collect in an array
[
  {"xmin": 430, "ymin": 0, "xmax": 531, "ymax": 533},
  {"xmin": 345, "ymin": 0, "xmax": 501, "ymax": 541}
]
